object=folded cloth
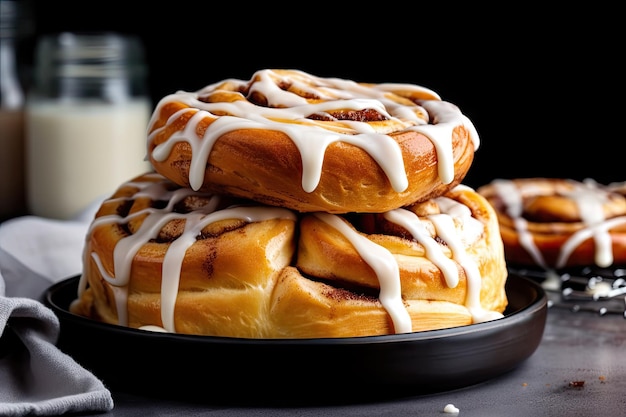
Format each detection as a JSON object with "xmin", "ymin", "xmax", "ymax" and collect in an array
[
  {"xmin": 0, "ymin": 292, "xmax": 114, "ymax": 416},
  {"xmin": 0, "ymin": 200, "xmax": 114, "ymax": 416},
  {"xmin": 0, "ymin": 195, "xmax": 102, "ymax": 298}
]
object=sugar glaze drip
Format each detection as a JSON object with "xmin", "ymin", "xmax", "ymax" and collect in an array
[
  {"xmin": 314, "ymin": 212, "xmax": 412, "ymax": 333},
  {"xmin": 383, "ymin": 194, "xmax": 502, "ymax": 324}
]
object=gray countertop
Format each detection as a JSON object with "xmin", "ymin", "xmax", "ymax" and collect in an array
[{"xmin": 90, "ymin": 290, "xmax": 626, "ymax": 417}]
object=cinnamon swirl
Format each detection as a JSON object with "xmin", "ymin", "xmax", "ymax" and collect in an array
[
  {"xmin": 146, "ymin": 69, "xmax": 478, "ymax": 213},
  {"xmin": 70, "ymin": 173, "xmax": 507, "ymax": 338}
]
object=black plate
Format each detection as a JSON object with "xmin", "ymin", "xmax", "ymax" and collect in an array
[{"xmin": 43, "ymin": 273, "xmax": 547, "ymax": 405}]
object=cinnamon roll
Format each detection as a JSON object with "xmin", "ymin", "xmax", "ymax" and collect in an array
[
  {"xmin": 70, "ymin": 173, "xmax": 508, "ymax": 338},
  {"xmin": 146, "ymin": 69, "xmax": 478, "ymax": 213},
  {"xmin": 477, "ymin": 178, "xmax": 626, "ymax": 270}
]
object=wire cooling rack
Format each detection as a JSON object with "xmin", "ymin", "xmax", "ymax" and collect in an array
[{"xmin": 508, "ymin": 266, "xmax": 626, "ymax": 318}]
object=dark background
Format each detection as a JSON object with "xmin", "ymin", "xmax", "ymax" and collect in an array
[{"xmin": 15, "ymin": 1, "xmax": 624, "ymax": 190}]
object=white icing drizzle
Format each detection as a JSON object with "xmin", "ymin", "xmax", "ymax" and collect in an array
[
  {"xmin": 154, "ymin": 205, "xmax": 298, "ymax": 331},
  {"xmin": 316, "ymin": 192, "xmax": 501, "ymax": 333},
  {"xmin": 561, "ymin": 179, "xmax": 614, "ymax": 268},
  {"xmin": 148, "ymin": 69, "xmax": 479, "ymax": 194},
  {"xmin": 385, "ymin": 202, "xmax": 502, "ymax": 324},
  {"xmin": 77, "ymin": 176, "xmax": 297, "ymax": 332},
  {"xmin": 492, "ymin": 179, "xmax": 548, "ymax": 269},
  {"xmin": 431, "ymin": 197, "xmax": 502, "ymax": 322},
  {"xmin": 384, "ymin": 209, "xmax": 460, "ymax": 289},
  {"xmin": 491, "ymin": 178, "xmax": 626, "ymax": 270},
  {"xmin": 314, "ymin": 212, "xmax": 412, "ymax": 334},
  {"xmin": 557, "ymin": 216, "xmax": 626, "ymax": 268}
]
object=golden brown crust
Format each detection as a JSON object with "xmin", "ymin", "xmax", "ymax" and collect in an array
[
  {"xmin": 149, "ymin": 124, "xmax": 474, "ymax": 214},
  {"xmin": 477, "ymin": 178, "xmax": 626, "ymax": 269},
  {"xmin": 269, "ymin": 267, "xmax": 473, "ymax": 338},
  {"xmin": 71, "ymin": 174, "xmax": 507, "ymax": 338},
  {"xmin": 146, "ymin": 69, "xmax": 478, "ymax": 213},
  {"xmin": 296, "ymin": 186, "xmax": 508, "ymax": 315}
]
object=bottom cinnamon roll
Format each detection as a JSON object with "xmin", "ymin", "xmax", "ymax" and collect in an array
[
  {"xmin": 477, "ymin": 177, "xmax": 626, "ymax": 271},
  {"xmin": 70, "ymin": 173, "xmax": 508, "ymax": 338}
]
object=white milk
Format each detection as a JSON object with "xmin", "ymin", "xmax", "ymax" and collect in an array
[{"xmin": 25, "ymin": 99, "xmax": 152, "ymax": 220}]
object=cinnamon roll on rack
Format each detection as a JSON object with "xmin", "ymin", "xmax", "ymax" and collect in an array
[
  {"xmin": 477, "ymin": 178, "xmax": 626, "ymax": 271},
  {"xmin": 70, "ymin": 173, "xmax": 508, "ymax": 338}
]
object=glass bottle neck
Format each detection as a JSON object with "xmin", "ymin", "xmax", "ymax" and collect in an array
[
  {"xmin": 29, "ymin": 32, "xmax": 148, "ymax": 103},
  {"xmin": 0, "ymin": 35, "xmax": 24, "ymax": 109}
]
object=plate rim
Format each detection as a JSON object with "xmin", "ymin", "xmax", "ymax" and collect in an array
[{"xmin": 42, "ymin": 272, "xmax": 548, "ymax": 403}]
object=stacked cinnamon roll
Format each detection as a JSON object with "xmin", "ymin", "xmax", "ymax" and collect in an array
[{"xmin": 70, "ymin": 69, "xmax": 509, "ymax": 338}]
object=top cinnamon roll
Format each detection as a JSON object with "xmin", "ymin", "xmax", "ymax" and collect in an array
[
  {"xmin": 477, "ymin": 177, "xmax": 626, "ymax": 270},
  {"xmin": 146, "ymin": 69, "xmax": 479, "ymax": 213}
]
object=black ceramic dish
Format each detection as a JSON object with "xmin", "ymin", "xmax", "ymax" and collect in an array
[{"xmin": 43, "ymin": 273, "xmax": 547, "ymax": 405}]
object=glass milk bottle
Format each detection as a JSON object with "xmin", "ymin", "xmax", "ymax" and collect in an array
[
  {"xmin": 25, "ymin": 32, "xmax": 152, "ymax": 220},
  {"xmin": 0, "ymin": 0, "xmax": 28, "ymax": 221}
]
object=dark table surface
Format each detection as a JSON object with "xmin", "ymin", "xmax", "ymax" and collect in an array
[{"xmin": 85, "ymin": 285, "xmax": 626, "ymax": 417}]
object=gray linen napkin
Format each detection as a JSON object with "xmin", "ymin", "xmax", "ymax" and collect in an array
[
  {"xmin": 0, "ymin": 203, "xmax": 114, "ymax": 416},
  {"xmin": 0, "ymin": 290, "xmax": 114, "ymax": 416}
]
